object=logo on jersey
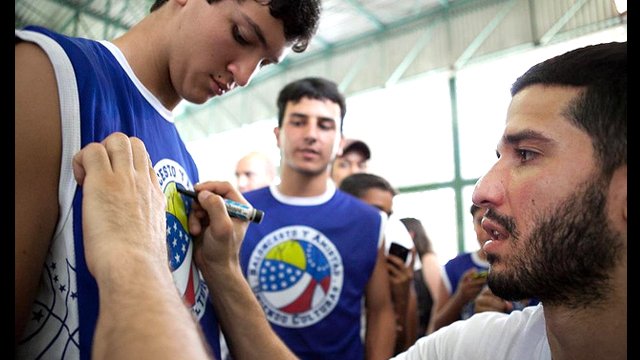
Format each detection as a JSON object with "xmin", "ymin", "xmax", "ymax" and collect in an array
[
  {"xmin": 155, "ymin": 159, "xmax": 208, "ymax": 319},
  {"xmin": 246, "ymin": 225, "xmax": 343, "ymax": 328}
]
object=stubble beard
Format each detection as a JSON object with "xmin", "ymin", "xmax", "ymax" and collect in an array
[{"xmin": 486, "ymin": 175, "xmax": 624, "ymax": 308}]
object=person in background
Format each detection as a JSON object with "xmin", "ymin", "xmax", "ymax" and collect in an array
[
  {"xmin": 15, "ymin": 0, "xmax": 322, "ymax": 357},
  {"xmin": 239, "ymin": 77, "xmax": 396, "ymax": 359},
  {"xmin": 399, "ymin": 217, "xmax": 442, "ymax": 339},
  {"xmin": 393, "ymin": 41, "xmax": 626, "ymax": 359},
  {"xmin": 331, "ymin": 137, "xmax": 421, "ymax": 352},
  {"xmin": 235, "ymin": 151, "xmax": 277, "ymax": 192},
  {"xmin": 340, "ymin": 172, "xmax": 419, "ymax": 354},
  {"xmin": 330, "ymin": 138, "xmax": 371, "ymax": 187}
]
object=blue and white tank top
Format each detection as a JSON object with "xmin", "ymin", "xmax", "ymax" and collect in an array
[{"xmin": 15, "ymin": 26, "xmax": 220, "ymax": 360}]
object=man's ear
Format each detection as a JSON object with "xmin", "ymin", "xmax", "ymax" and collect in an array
[{"xmin": 273, "ymin": 126, "xmax": 281, "ymax": 148}]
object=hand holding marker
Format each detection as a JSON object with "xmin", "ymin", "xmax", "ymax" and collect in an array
[{"xmin": 177, "ymin": 187, "xmax": 264, "ymax": 224}]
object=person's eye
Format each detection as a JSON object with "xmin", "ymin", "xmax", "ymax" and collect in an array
[
  {"xmin": 516, "ymin": 149, "xmax": 537, "ymax": 162},
  {"xmin": 259, "ymin": 59, "xmax": 273, "ymax": 69},
  {"xmin": 233, "ymin": 25, "xmax": 250, "ymax": 46},
  {"xmin": 319, "ymin": 120, "xmax": 336, "ymax": 131}
]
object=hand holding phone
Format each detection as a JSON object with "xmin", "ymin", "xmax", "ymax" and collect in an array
[{"xmin": 388, "ymin": 242, "xmax": 410, "ymax": 262}]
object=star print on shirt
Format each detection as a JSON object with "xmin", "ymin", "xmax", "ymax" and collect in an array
[
  {"xmin": 167, "ymin": 215, "xmax": 190, "ymax": 270},
  {"xmin": 32, "ymin": 309, "xmax": 44, "ymax": 322}
]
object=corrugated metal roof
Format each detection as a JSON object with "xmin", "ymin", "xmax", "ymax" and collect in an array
[
  {"xmin": 16, "ymin": 0, "xmax": 446, "ymax": 57},
  {"xmin": 15, "ymin": 0, "xmax": 625, "ymax": 140}
]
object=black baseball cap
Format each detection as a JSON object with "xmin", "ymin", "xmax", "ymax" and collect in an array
[{"xmin": 341, "ymin": 139, "xmax": 371, "ymax": 160}]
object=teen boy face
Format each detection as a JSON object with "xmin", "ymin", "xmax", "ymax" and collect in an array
[
  {"xmin": 148, "ymin": 0, "xmax": 288, "ymax": 107},
  {"xmin": 274, "ymin": 97, "xmax": 343, "ymax": 178}
]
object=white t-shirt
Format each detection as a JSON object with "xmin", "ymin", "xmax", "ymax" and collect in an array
[{"xmin": 392, "ymin": 303, "xmax": 550, "ymax": 360}]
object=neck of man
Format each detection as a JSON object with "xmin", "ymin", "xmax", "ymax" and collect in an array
[
  {"xmin": 543, "ymin": 262, "xmax": 626, "ymax": 360},
  {"xmin": 277, "ymin": 167, "xmax": 331, "ymax": 197},
  {"xmin": 111, "ymin": 10, "xmax": 180, "ymax": 110}
]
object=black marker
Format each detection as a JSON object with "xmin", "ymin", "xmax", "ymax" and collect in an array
[{"xmin": 177, "ymin": 187, "xmax": 264, "ymax": 224}]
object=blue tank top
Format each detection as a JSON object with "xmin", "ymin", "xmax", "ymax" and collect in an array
[
  {"xmin": 15, "ymin": 26, "xmax": 220, "ymax": 359},
  {"xmin": 240, "ymin": 184, "xmax": 384, "ymax": 359}
]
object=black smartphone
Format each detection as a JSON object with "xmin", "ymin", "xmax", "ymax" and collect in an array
[{"xmin": 388, "ymin": 242, "xmax": 410, "ymax": 262}]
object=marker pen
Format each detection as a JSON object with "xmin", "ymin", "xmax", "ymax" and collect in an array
[{"xmin": 177, "ymin": 187, "xmax": 264, "ymax": 224}]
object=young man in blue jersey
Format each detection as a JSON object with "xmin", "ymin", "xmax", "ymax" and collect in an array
[
  {"xmin": 15, "ymin": 0, "xmax": 321, "ymax": 358},
  {"xmin": 238, "ymin": 77, "xmax": 396, "ymax": 359}
]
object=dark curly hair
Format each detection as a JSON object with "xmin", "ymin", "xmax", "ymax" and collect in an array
[{"xmin": 150, "ymin": 0, "xmax": 321, "ymax": 53}]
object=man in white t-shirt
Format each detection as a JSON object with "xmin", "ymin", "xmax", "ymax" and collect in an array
[{"xmin": 393, "ymin": 42, "xmax": 626, "ymax": 360}]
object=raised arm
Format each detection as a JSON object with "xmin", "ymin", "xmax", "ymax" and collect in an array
[
  {"xmin": 73, "ymin": 133, "xmax": 212, "ymax": 359},
  {"xmin": 387, "ymin": 248, "xmax": 418, "ymax": 353},
  {"xmin": 15, "ymin": 41, "xmax": 62, "ymax": 346},
  {"xmin": 188, "ymin": 181, "xmax": 298, "ymax": 360},
  {"xmin": 427, "ymin": 268, "xmax": 486, "ymax": 334},
  {"xmin": 364, "ymin": 245, "xmax": 397, "ymax": 360}
]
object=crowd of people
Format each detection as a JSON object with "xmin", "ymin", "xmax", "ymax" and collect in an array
[{"xmin": 16, "ymin": 1, "xmax": 626, "ymax": 359}]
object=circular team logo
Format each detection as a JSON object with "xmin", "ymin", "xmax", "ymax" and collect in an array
[
  {"xmin": 247, "ymin": 225, "xmax": 343, "ymax": 328},
  {"xmin": 155, "ymin": 159, "xmax": 208, "ymax": 319}
]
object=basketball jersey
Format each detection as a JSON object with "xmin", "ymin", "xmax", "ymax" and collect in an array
[
  {"xmin": 240, "ymin": 183, "xmax": 385, "ymax": 359},
  {"xmin": 15, "ymin": 26, "xmax": 220, "ymax": 359},
  {"xmin": 442, "ymin": 251, "xmax": 489, "ymax": 296}
]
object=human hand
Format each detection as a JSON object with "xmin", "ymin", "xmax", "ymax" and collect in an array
[
  {"xmin": 454, "ymin": 268, "xmax": 487, "ymax": 303},
  {"xmin": 186, "ymin": 181, "xmax": 249, "ymax": 277},
  {"xmin": 474, "ymin": 286, "xmax": 511, "ymax": 313},
  {"xmin": 387, "ymin": 249, "xmax": 413, "ymax": 287},
  {"xmin": 72, "ymin": 132, "xmax": 167, "ymax": 280},
  {"xmin": 387, "ymin": 247, "xmax": 416, "ymax": 302}
]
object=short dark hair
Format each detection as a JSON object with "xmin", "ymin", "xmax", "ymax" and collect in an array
[
  {"xmin": 400, "ymin": 217, "xmax": 433, "ymax": 257},
  {"xmin": 340, "ymin": 139, "xmax": 371, "ymax": 160},
  {"xmin": 511, "ymin": 41, "xmax": 626, "ymax": 178},
  {"xmin": 151, "ymin": 0, "xmax": 321, "ymax": 53},
  {"xmin": 277, "ymin": 77, "xmax": 347, "ymax": 132},
  {"xmin": 339, "ymin": 173, "xmax": 397, "ymax": 199}
]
